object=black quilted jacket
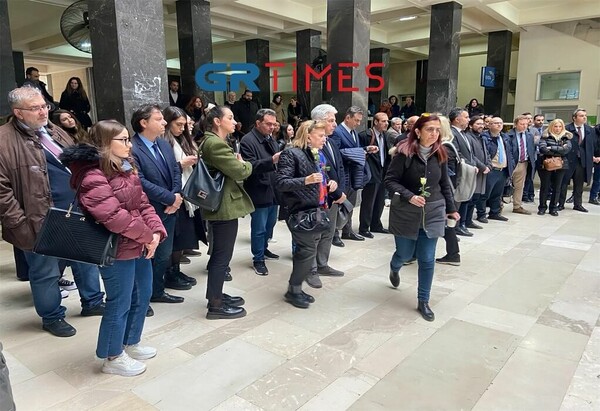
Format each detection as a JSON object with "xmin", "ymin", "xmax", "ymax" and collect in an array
[{"xmin": 275, "ymin": 147, "xmax": 322, "ymax": 214}]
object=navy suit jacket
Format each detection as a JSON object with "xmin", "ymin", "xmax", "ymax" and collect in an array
[
  {"xmin": 507, "ymin": 128, "xmax": 536, "ymax": 170},
  {"xmin": 321, "ymin": 137, "xmax": 346, "ymax": 202},
  {"xmin": 331, "ymin": 124, "xmax": 370, "ymax": 189},
  {"xmin": 566, "ymin": 123, "xmax": 596, "ymax": 182},
  {"xmin": 131, "ymin": 134, "xmax": 182, "ymax": 213}
]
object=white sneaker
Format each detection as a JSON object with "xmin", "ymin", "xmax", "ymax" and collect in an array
[
  {"xmin": 58, "ymin": 277, "xmax": 77, "ymax": 291},
  {"xmin": 124, "ymin": 344, "xmax": 157, "ymax": 360},
  {"xmin": 101, "ymin": 352, "xmax": 146, "ymax": 377},
  {"xmin": 61, "ymin": 289, "xmax": 69, "ymax": 299}
]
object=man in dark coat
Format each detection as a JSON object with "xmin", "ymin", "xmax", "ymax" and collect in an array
[{"xmin": 232, "ymin": 89, "xmax": 259, "ymax": 134}]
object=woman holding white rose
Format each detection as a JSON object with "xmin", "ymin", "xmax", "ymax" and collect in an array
[{"xmin": 385, "ymin": 113, "xmax": 459, "ymax": 321}]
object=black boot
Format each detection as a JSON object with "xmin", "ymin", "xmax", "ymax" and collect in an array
[
  {"xmin": 164, "ymin": 266, "xmax": 192, "ymax": 290},
  {"xmin": 173, "ymin": 263, "xmax": 197, "ymax": 286},
  {"xmin": 417, "ymin": 301, "xmax": 435, "ymax": 321}
]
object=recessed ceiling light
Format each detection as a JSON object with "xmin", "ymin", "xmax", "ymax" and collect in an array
[{"xmin": 398, "ymin": 16, "xmax": 417, "ymax": 22}]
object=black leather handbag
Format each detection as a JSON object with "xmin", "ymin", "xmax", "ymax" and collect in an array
[
  {"xmin": 182, "ymin": 141, "xmax": 225, "ymax": 212},
  {"xmin": 288, "ymin": 207, "xmax": 331, "ymax": 233},
  {"xmin": 33, "ymin": 203, "xmax": 118, "ymax": 267}
]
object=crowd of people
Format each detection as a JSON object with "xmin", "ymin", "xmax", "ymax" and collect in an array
[{"xmin": 1, "ymin": 82, "xmax": 598, "ymax": 381}]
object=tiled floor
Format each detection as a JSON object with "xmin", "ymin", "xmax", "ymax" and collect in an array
[{"xmin": 1, "ymin": 199, "xmax": 599, "ymax": 410}]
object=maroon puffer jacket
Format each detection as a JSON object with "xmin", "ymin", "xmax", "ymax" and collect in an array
[{"xmin": 60, "ymin": 144, "xmax": 167, "ymax": 260}]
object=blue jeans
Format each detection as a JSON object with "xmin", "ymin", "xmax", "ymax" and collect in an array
[
  {"xmin": 96, "ymin": 257, "xmax": 152, "ymax": 358},
  {"xmin": 590, "ymin": 163, "xmax": 600, "ymax": 200},
  {"xmin": 390, "ymin": 230, "xmax": 438, "ymax": 302},
  {"xmin": 152, "ymin": 213, "xmax": 176, "ymax": 298},
  {"xmin": 250, "ymin": 205, "xmax": 278, "ymax": 261},
  {"xmin": 23, "ymin": 252, "xmax": 104, "ymax": 324}
]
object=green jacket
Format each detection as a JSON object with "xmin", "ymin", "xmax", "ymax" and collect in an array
[{"xmin": 200, "ymin": 132, "xmax": 255, "ymax": 221}]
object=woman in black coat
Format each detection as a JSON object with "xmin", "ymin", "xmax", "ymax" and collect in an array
[
  {"xmin": 59, "ymin": 77, "xmax": 92, "ymax": 128},
  {"xmin": 385, "ymin": 113, "xmax": 459, "ymax": 321},
  {"xmin": 466, "ymin": 98, "xmax": 484, "ymax": 118},
  {"xmin": 538, "ymin": 119, "xmax": 572, "ymax": 216},
  {"xmin": 275, "ymin": 120, "xmax": 339, "ymax": 309}
]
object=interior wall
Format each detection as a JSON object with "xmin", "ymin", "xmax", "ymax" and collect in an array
[{"xmin": 514, "ymin": 25, "xmax": 600, "ymax": 124}]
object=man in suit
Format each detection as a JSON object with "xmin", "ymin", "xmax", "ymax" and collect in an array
[
  {"xmin": 131, "ymin": 104, "xmax": 186, "ymax": 304},
  {"xmin": 358, "ymin": 112, "xmax": 390, "ymax": 237},
  {"xmin": 330, "ymin": 106, "xmax": 378, "ymax": 241},
  {"xmin": 395, "ymin": 115, "xmax": 418, "ymax": 144},
  {"xmin": 465, "ymin": 116, "xmax": 491, "ymax": 229},
  {"xmin": 560, "ymin": 109, "xmax": 597, "ymax": 212},
  {"xmin": 449, "ymin": 107, "xmax": 477, "ymax": 236},
  {"xmin": 387, "ymin": 117, "xmax": 402, "ymax": 147},
  {"xmin": 507, "ymin": 115, "xmax": 535, "ymax": 215},
  {"xmin": 482, "ymin": 117, "xmax": 514, "ymax": 221},
  {"xmin": 240, "ymin": 108, "xmax": 281, "ymax": 276},
  {"xmin": 0, "ymin": 87, "xmax": 105, "ymax": 337},
  {"xmin": 167, "ymin": 80, "xmax": 188, "ymax": 109}
]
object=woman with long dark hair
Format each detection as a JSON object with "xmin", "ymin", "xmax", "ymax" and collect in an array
[
  {"xmin": 271, "ymin": 93, "xmax": 286, "ymax": 125},
  {"xmin": 386, "ymin": 113, "xmax": 459, "ymax": 321},
  {"xmin": 185, "ymin": 96, "xmax": 205, "ymax": 123},
  {"xmin": 59, "ymin": 77, "xmax": 92, "ymax": 128},
  {"xmin": 60, "ymin": 120, "xmax": 166, "ymax": 376},
  {"xmin": 51, "ymin": 109, "xmax": 89, "ymax": 143},
  {"xmin": 197, "ymin": 106, "xmax": 254, "ymax": 319}
]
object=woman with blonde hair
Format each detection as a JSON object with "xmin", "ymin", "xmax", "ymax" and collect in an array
[
  {"xmin": 538, "ymin": 119, "xmax": 572, "ymax": 216},
  {"xmin": 276, "ymin": 120, "xmax": 339, "ymax": 308}
]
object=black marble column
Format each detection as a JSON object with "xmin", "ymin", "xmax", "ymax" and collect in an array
[
  {"xmin": 425, "ymin": 1, "xmax": 462, "ymax": 115},
  {"xmin": 326, "ymin": 0, "xmax": 371, "ymax": 128},
  {"xmin": 368, "ymin": 48, "xmax": 390, "ymax": 109},
  {"xmin": 245, "ymin": 39, "xmax": 270, "ymax": 109},
  {"xmin": 415, "ymin": 59, "xmax": 428, "ymax": 116},
  {"xmin": 13, "ymin": 51, "xmax": 24, "ymax": 87},
  {"xmin": 0, "ymin": 0, "xmax": 16, "ymax": 117},
  {"xmin": 89, "ymin": 0, "xmax": 168, "ymax": 124},
  {"xmin": 176, "ymin": 0, "xmax": 214, "ymax": 104},
  {"xmin": 296, "ymin": 29, "xmax": 323, "ymax": 116},
  {"xmin": 484, "ymin": 30, "xmax": 512, "ymax": 119}
]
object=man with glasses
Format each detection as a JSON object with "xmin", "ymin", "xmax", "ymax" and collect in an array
[
  {"xmin": 240, "ymin": 108, "xmax": 281, "ymax": 276},
  {"xmin": 0, "ymin": 87, "xmax": 105, "ymax": 337}
]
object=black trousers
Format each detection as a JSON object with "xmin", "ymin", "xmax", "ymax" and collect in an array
[
  {"xmin": 359, "ymin": 182, "xmax": 386, "ymax": 232},
  {"xmin": 559, "ymin": 162, "xmax": 585, "ymax": 207},
  {"xmin": 341, "ymin": 188, "xmax": 358, "ymax": 235},
  {"xmin": 287, "ymin": 221, "xmax": 323, "ymax": 287},
  {"xmin": 206, "ymin": 219, "xmax": 238, "ymax": 301},
  {"xmin": 539, "ymin": 168, "xmax": 565, "ymax": 212},
  {"xmin": 444, "ymin": 226, "xmax": 460, "ymax": 258}
]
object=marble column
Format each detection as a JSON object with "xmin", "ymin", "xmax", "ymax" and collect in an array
[
  {"xmin": 13, "ymin": 52, "xmax": 24, "ymax": 87},
  {"xmin": 176, "ymin": 0, "xmax": 214, "ymax": 104},
  {"xmin": 425, "ymin": 1, "xmax": 462, "ymax": 115},
  {"xmin": 0, "ymin": 0, "xmax": 16, "ymax": 117},
  {"xmin": 415, "ymin": 59, "xmax": 428, "ymax": 116},
  {"xmin": 245, "ymin": 39, "xmax": 270, "ymax": 109},
  {"xmin": 484, "ymin": 30, "xmax": 512, "ymax": 119},
  {"xmin": 326, "ymin": 0, "xmax": 371, "ymax": 128},
  {"xmin": 296, "ymin": 29, "xmax": 323, "ymax": 117},
  {"xmin": 368, "ymin": 47, "xmax": 390, "ymax": 110},
  {"xmin": 89, "ymin": 0, "xmax": 168, "ymax": 125}
]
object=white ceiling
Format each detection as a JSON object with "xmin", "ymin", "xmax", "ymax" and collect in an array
[{"xmin": 7, "ymin": 0, "xmax": 600, "ymax": 74}]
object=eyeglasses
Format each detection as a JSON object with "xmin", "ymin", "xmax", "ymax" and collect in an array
[
  {"xmin": 18, "ymin": 104, "xmax": 51, "ymax": 112},
  {"xmin": 112, "ymin": 137, "xmax": 131, "ymax": 145}
]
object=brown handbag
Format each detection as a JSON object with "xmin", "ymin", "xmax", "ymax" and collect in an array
[{"xmin": 543, "ymin": 156, "xmax": 563, "ymax": 171}]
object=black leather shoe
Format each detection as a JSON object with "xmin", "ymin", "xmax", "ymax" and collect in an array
[
  {"xmin": 176, "ymin": 271, "xmax": 197, "ymax": 286},
  {"xmin": 206, "ymin": 303, "xmax": 247, "ymax": 319},
  {"xmin": 558, "ymin": 205, "xmax": 565, "ymax": 211},
  {"xmin": 81, "ymin": 302, "xmax": 106, "ymax": 317},
  {"xmin": 342, "ymin": 231, "xmax": 365, "ymax": 241},
  {"xmin": 389, "ymin": 269, "xmax": 400, "ymax": 288},
  {"xmin": 488, "ymin": 214, "xmax": 509, "ymax": 221},
  {"xmin": 264, "ymin": 249, "xmax": 280, "ymax": 260},
  {"xmin": 301, "ymin": 290, "xmax": 315, "ymax": 303},
  {"xmin": 455, "ymin": 226, "xmax": 473, "ymax": 237},
  {"xmin": 476, "ymin": 216, "xmax": 488, "ymax": 223},
  {"xmin": 417, "ymin": 301, "xmax": 435, "ymax": 322},
  {"xmin": 164, "ymin": 276, "xmax": 192, "ymax": 290},
  {"xmin": 537, "ymin": 210, "xmax": 545, "ymax": 215},
  {"xmin": 589, "ymin": 198, "xmax": 600, "ymax": 205},
  {"xmin": 566, "ymin": 195, "xmax": 574, "ymax": 203},
  {"xmin": 183, "ymin": 249, "xmax": 202, "ymax": 257},
  {"xmin": 332, "ymin": 236, "xmax": 345, "ymax": 247},
  {"xmin": 372, "ymin": 228, "xmax": 390, "ymax": 234},
  {"xmin": 574, "ymin": 205, "xmax": 588, "ymax": 213},
  {"xmin": 358, "ymin": 231, "xmax": 374, "ymax": 239},
  {"xmin": 150, "ymin": 292, "xmax": 184, "ymax": 303},
  {"xmin": 224, "ymin": 272, "xmax": 233, "ymax": 281},
  {"xmin": 146, "ymin": 306, "xmax": 154, "ymax": 317},
  {"xmin": 222, "ymin": 293, "xmax": 245, "ymax": 307},
  {"xmin": 466, "ymin": 222, "xmax": 483, "ymax": 230},
  {"xmin": 284, "ymin": 292, "xmax": 310, "ymax": 308},
  {"xmin": 550, "ymin": 211, "xmax": 559, "ymax": 216},
  {"xmin": 43, "ymin": 318, "xmax": 76, "ymax": 337}
]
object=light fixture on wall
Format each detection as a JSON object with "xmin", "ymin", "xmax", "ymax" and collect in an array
[{"xmin": 397, "ymin": 16, "xmax": 417, "ymax": 22}]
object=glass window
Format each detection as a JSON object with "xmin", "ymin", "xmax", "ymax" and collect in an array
[{"xmin": 537, "ymin": 72, "xmax": 581, "ymax": 101}]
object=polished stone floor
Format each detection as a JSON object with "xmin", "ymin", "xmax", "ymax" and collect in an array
[{"xmin": 1, "ymin": 198, "xmax": 599, "ymax": 410}]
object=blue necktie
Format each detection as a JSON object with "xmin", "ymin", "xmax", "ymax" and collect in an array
[
  {"xmin": 497, "ymin": 137, "xmax": 505, "ymax": 164},
  {"xmin": 152, "ymin": 142, "xmax": 171, "ymax": 182}
]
